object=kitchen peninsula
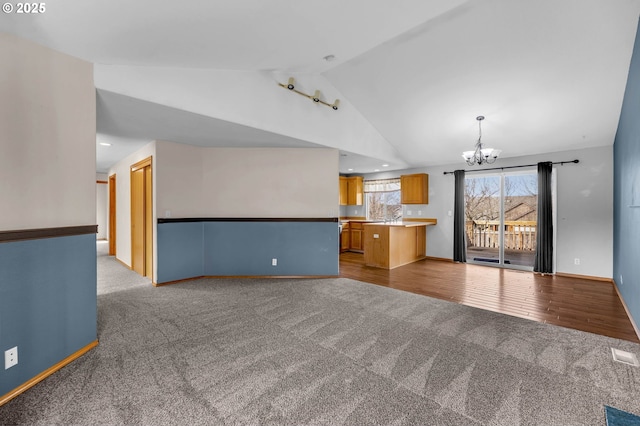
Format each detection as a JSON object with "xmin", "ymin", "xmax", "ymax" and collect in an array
[{"xmin": 363, "ymin": 219, "xmax": 437, "ymax": 269}]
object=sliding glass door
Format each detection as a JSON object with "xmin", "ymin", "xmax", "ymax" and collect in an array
[{"xmin": 464, "ymin": 170, "xmax": 538, "ymax": 270}]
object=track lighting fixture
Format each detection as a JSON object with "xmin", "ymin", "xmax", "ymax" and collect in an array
[{"xmin": 278, "ymin": 77, "xmax": 340, "ymax": 111}]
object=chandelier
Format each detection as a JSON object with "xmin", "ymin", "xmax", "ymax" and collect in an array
[{"xmin": 462, "ymin": 116, "xmax": 501, "ymax": 166}]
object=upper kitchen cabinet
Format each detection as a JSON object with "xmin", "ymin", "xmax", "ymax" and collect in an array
[
  {"xmin": 401, "ymin": 173, "xmax": 429, "ymax": 204},
  {"xmin": 348, "ymin": 176, "xmax": 363, "ymax": 205},
  {"xmin": 339, "ymin": 176, "xmax": 364, "ymax": 205},
  {"xmin": 339, "ymin": 176, "xmax": 348, "ymax": 205}
]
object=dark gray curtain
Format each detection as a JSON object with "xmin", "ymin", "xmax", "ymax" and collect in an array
[
  {"xmin": 453, "ymin": 170, "xmax": 466, "ymax": 262},
  {"xmin": 534, "ymin": 161, "xmax": 553, "ymax": 273}
]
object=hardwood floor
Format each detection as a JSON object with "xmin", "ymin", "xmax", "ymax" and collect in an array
[{"xmin": 339, "ymin": 252, "xmax": 640, "ymax": 343}]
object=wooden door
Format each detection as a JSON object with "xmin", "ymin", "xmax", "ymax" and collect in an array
[
  {"xmin": 131, "ymin": 157, "xmax": 152, "ymax": 279},
  {"xmin": 108, "ymin": 174, "xmax": 116, "ymax": 256},
  {"xmin": 144, "ymin": 166, "xmax": 153, "ymax": 277}
]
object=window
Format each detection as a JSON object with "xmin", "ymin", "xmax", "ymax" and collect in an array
[
  {"xmin": 464, "ymin": 170, "xmax": 538, "ymax": 270},
  {"xmin": 365, "ymin": 178, "xmax": 402, "ymax": 221}
]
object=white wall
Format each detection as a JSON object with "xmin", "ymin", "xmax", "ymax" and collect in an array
[
  {"xmin": 94, "ymin": 65, "xmax": 408, "ymax": 168},
  {"xmin": 362, "ymin": 146, "xmax": 614, "ymax": 279},
  {"xmin": 0, "ymin": 33, "xmax": 95, "ymax": 231}
]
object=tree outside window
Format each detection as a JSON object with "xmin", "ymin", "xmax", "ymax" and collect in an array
[{"xmin": 365, "ymin": 178, "xmax": 402, "ymax": 221}]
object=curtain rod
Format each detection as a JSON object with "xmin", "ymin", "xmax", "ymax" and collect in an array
[{"xmin": 442, "ymin": 159, "xmax": 579, "ymax": 175}]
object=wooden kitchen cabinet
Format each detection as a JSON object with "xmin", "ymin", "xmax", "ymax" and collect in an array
[
  {"xmin": 340, "ymin": 222, "xmax": 350, "ymax": 252},
  {"xmin": 339, "ymin": 176, "xmax": 348, "ymax": 205},
  {"xmin": 339, "ymin": 176, "xmax": 364, "ymax": 205},
  {"xmin": 347, "ymin": 176, "xmax": 363, "ymax": 205},
  {"xmin": 349, "ymin": 221, "xmax": 363, "ymax": 252},
  {"xmin": 401, "ymin": 173, "xmax": 429, "ymax": 204},
  {"xmin": 363, "ymin": 222, "xmax": 432, "ymax": 269}
]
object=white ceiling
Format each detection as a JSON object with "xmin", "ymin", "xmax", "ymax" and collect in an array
[{"xmin": 4, "ymin": 0, "xmax": 640, "ymax": 173}]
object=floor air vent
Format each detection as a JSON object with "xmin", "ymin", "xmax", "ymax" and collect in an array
[{"xmin": 611, "ymin": 348, "xmax": 640, "ymax": 367}]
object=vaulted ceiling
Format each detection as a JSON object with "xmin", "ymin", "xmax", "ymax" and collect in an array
[{"xmin": 4, "ymin": 0, "xmax": 640, "ymax": 173}]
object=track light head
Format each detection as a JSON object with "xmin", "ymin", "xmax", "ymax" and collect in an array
[{"xmin": 279, "ymin": 78, "xmax": 339, "ymax": 111}]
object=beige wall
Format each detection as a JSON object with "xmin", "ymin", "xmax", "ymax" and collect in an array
[
  {"xmin": 200, "ymin": 147, "xmax": 339, "ymax": 218},
  {"xmin": 0, "ymin": 33, "xmax": 96, "ymax": 231},
  {"xmin": 155, "ymin": 142, "xmax": 339, "ymax": 218},
  {"xmin": 155, "ymin": 141, "xmax": 204, "ymax": 218}
]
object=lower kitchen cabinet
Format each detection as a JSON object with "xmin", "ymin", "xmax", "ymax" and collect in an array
[
  {"xmin": 349, "ymin": 222, "xmax": 363, "ymax": 252},
  {"xmin": 340, "ymin": 222, "xmax": 350, "ymax": 252}
]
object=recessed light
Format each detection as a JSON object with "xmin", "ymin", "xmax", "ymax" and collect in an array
[
  {"xmin": 374, "ymin": 169, "xmax": 380, "ymax": 172},
  {"xmin": 99, "ymin": 142, "xmax": 112, "ymax": 146},
  {"xmin": 382, "ymin": 164, "xmax": 389, "ymax": 167},
  {"xmin": 348, "ymin": 168, "xmax": 354, "ymax": 171}
]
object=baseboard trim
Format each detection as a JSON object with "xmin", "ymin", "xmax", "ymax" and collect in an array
[
  {"xmin": 0, "ymin": 340, "xmax": 98, "ymax": 407},
  {"xmin": 154, "ymin": 275, "xmax": 340, "ymax": 287},
  {"xmin": 424, "ymin": 256, "xmax": 454, "ymax": 263},
  {"xmin": 555, "ymin": 272, "xmax": 612, "ymax": 283},
  {"xmin": 114, "ymin": 256, "xmax": 131, "ymax": 270},
  {"xmin": 612, "ymin": 279, "xmax": 640, "ymax": 341}
]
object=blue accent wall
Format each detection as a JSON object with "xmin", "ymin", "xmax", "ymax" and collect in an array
[
  {"xmin": 156, "ymin": 220, "xmax": 339, "ymax": 283},
  {"xmin": 157, "ymin": 222, "xmax": 204, "ymax": 282},
  {"xmin": 0, "ymin": 234, "xmax": 97, "ymax": 397},
  {"xmin": 613, "ymin": 19, "xmax": 640, "ymax": 330}
]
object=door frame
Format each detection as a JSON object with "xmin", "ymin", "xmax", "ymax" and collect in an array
[
  {"xmin": 108, "ymin": 174, "xmax": 116, "ymax": 256},
  {"xmin": 465, "ymin": 169, "xmax": 539, "ymax": 272},
  {"xmin": 130, "ymin": 156, "xmax": 153, "ymax": 280}
]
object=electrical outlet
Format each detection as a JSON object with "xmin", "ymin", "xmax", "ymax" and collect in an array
[
  {"xmin": 272, "ymin": 258, "xmax": 277, "ymax": 266},
  {"xmin": 574, "ymin": 258, "xmax": 580, "ymax": 265},
  {"xmin": 418, "ymin": 210, "xmax": 422, "ymax": 215},
  {"xmin": 407, "ymin": 210, "xmax": 412, "ymax": 216},
  {"xmin": 5, "ymin": 346, "xmax": 18, "ymax": 370}
]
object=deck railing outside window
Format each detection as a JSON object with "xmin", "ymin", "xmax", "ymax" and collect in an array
[{"xmin": 466, "ymin": 220, "xmax": 537, "ymax": 251}]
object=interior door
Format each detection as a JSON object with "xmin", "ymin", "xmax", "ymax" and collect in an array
[
  {"xmin": 131, "ymin": 157, "xmax": 152, "ymax": 279},
  {"xmin": 108, "ymin": 174, "xmax": 116, "ymax": 256}
]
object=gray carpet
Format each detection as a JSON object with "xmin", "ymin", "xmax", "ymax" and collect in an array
[{"xmin": 1, "ymin": 242, "xmax": 639, "ymax": 425}]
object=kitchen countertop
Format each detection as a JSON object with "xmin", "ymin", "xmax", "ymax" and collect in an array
[{"xmin": 363, "ymin": 220, "xmax": 437, "ymax": 227}]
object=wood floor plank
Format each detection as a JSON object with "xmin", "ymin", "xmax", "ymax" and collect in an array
[{"xmin": 339, "ymin": 252, "xmax": 639, "ymax": 343}]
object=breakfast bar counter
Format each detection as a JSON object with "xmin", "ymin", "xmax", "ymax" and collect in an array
[{"xmin": 363, "ymin": 219, "xmax": 437, "ymax": 269}]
